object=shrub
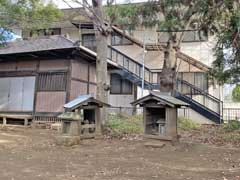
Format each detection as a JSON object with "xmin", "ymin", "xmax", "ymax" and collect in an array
[
  {"xmin": 232, "ymin": 84, "xmax": 240, "ymax": 102},
  {"xmin": 178, "ymin": 116, "xmax": 200, "ymax": 131},
  {"xmin": 106, "ymin": 114, "xmax": 143, "ymax": 137},
  {"xmin": 222, "ymin": 120, "xmax": 240, "ymax": 131}
]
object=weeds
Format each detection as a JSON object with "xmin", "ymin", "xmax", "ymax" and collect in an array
[
  {"xmin": 178, "ymin": 116, "xmax": 200, "ymax": 131},
  {"xmin": 106, "ymin": 114, "xmax": 143, "ymax": 137},
  {"xmin": 222, "ymin": 120, "xmax": 240, "ymax": 131}
]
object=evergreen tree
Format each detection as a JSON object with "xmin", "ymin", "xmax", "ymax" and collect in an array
[
  {"xmin": 106, "ymin": 0, "xmax": 234, "ymax": 93},
  {"xmin": 0, "ymin": 0, "xmax": 63, "ymax": 44},
  {"xmin": 209, "ymin": 2, "xmax": 240, "ymax": 84}
]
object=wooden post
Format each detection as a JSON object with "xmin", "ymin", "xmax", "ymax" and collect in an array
[
  {"xmin": 143, "ymin": 107, "xmax": 147, "ymax": 134},
  {"xmin": 95, "ymin": 107, "xmax": 101, "ymax": 136},
  {"xmin": 3, "ymin": 117, "xmax": 7, "ymax": 126},
  {"xmin": 24, "ymin": 118, "xmax": 28, "ymax": 127},
  {"xmin": 166, "ymin": 108, "xmax": 178, "ymax": 140}
]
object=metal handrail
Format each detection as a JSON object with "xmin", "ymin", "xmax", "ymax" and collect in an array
[
  {"xmin": 177, "ymin": 79, "xmax": 222, "ymax": 103},
  {"xmin": 108, "ymin": 46, "xmax": 161, "ymax": 84},
  {"xmin": 176, "ymin": 78, "xmax": 223, "ymax": 118}
]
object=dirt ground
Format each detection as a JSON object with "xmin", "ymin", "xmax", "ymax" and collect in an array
[{"xmin": 0, "ymin": 126, "xmax": 240, "ymax": 180}]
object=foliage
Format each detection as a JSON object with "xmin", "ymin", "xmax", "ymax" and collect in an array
[
  {"xmin": 106, "ymin": 1, "xmax": 223, "ymax": 45},
  {"xmin": 232, "ymin": 84, "xmax": 240, "ymax": 102},
  {"xmin": 208, "ymin": 2, "xmax": 240, "ymax": 84},
  {"xmin": 107, "ymin": 1, "xmax": 240, "ymax": 84},
  {"xmin": 178, "ymin": 116, "xmax": 200, "ymax": 131},
  {"xmin": 222, "ymin": 120, "xmax": 240, "ymax": 131},
  {"xmin": 0, "ymin": 0, "xmax": 63, "ymax": 44},
  {"xmin": 106, "ymin": 114, "xmax": 143, "ymax": 137}
]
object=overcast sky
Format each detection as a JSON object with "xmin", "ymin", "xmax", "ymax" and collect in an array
[{"xmin": 51, "ymin": 0, "xmax": 145, "ymax": 9}]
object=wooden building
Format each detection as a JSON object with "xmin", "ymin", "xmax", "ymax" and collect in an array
[{"xmin": 0, "ymin": 36, "xmax": 99, "ymax": 124}]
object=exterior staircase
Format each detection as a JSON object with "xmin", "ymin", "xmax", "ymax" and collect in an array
[{"xmin": 108, "ymin": 46, "xmax": 223, "ymax": 124}]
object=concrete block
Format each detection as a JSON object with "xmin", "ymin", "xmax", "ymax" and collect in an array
[{"xmin": 55, "ymin": 135, "xmax": 80, "ymax": 146}]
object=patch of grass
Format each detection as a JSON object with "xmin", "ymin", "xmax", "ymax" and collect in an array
[
  {"xmin": 106, "ymin": 114, "xmax": 143, "ymax": 137},
  {"xmin": 222, "ymin": 120, "xmax": 240, "ymax": 131},
  {"xmin": 178, "ymin": 116, "xmax": 200, "ymax": 131}
]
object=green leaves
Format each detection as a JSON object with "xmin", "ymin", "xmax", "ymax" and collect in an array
[
  {"xmin": 232, "ymin": 85, "xmax": 240, "ymax": 102},
  {"xmin": 210, "ymin": 4, "xmax": 240, "ymax": 84},
  {"xmin": 0, "ymin": 0, "xmax": 63, "ymax": 43}
]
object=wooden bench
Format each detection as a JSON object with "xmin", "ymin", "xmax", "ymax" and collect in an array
[{"xmin": 0, "ymin": 114, "xmax": 33, "ymax": 127}]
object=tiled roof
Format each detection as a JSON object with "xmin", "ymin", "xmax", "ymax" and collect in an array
[
  {"xmin": 131, "ymin": 91, "xmax": 189, "ymax": 107},
  {"xmin": 0, "ymin": 35, "xmax": 76, "ymax": 55},
  {"xmin": 64, "ymin": 94, "xmax": 110, "ymax": 111}
]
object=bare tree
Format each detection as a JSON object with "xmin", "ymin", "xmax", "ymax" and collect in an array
[{"xmin": 63, "ymin": 0, "xmax": 112, "ymax": 124}]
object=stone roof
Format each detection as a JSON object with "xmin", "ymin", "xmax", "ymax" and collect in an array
[{"xmin": 0, "ymin": 35, "xmax": 76, "ymax": 55}]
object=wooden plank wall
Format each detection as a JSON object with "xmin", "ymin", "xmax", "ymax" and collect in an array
[
  {"xmin": 0, "ymin": 60, "xmax": 38, "ymax": 72},
  {"xmin": 35, "ymin": 59, "xmax": 69, "ymax": 113},
  {"xmin": 0, "ymin": 58, "xmax": 97, "ymax": 114},
  {"xmin": 35, "ymin": 92, "xmax": 66, "ymax": 112},
  {"xmin": 0, "ymin": 59, "xmax": 69, "ymax": 114},
  {"xmin": 70, "ymin": 59, "xmax": 97, "ymax": 101}
]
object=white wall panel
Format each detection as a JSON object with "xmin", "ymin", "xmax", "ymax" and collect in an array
[
  {"xmin": 22, "ymin": 77, "xmax": 35, "ymax": 111},
  {"xmin": 0, "ymin": 76, "xmax": 35, "ymax": 112},
  {"xmin": 0, "ymin": 78, "xmax": 10, "ymax": 111},
  {"xmin": 8, "ymin": 77, "xmax": 23, "ymax": 111}
]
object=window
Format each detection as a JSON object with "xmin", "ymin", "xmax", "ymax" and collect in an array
[
  {"xmin": 30, "ymin": 28, "xmax": 61, "ymax": 37},
  {"xmin": 178, "ymin": 72, "xmax": 208, "ymax": 92},
  {"xmin": 158, "ymin": 30, "xmax": 208, "ymax": 43},
  {"xmin": 110, "ymin": 74, "xmax": 133, "ymax": 94},
  {"xmin": 80, "ymin": 23, "xmax": 94, "ymax": 30},
  {"xmin": 82, "ymin": 34, "xmax": 96, "ymax": 51},
  {"xmin": 111, "ymin": 32, "xmax": 133, "ymax": 46},
  {"xmin": 37, "ymin": 72, "xmax": 67, "ymax": 91}
]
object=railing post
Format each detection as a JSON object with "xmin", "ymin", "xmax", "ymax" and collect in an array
[{"xmin": 190, "ymin": 86, "xmax": 192, "ymax": 99}]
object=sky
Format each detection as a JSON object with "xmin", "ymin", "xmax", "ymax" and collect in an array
[{"xmin": 51, "ymin": 0, "xmax": 146, "ymax": 9}]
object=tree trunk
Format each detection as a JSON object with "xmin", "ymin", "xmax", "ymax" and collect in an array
[
  {"xmin": 92, "ymin": 0, "xmax": 109, "ymax": 125},
  {"xmin": 159, "ymin": 40, "xmax": 177, "ymax": 94},
  {"xmin": 95, "ymin": 31, "xmax": 109, "ymax": 125}
]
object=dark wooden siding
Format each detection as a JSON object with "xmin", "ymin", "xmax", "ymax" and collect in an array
[
  {"xmin": 37, "ymin": 72, "xmax": 67, "ymax": 91},
  {"xmin": 39, "ymin": 59, "xmax": 68, "ymax": 71},
  {"xmin": 35, "ymin": 91, "xmax": 66, "ymax": 112},
  {"xmin": 70, "ymin": 80, "xmax": 88, "ymax": 101},
  {"xmin": 69, "ymin": 59, "xmax": 97, "ymax": 100}
]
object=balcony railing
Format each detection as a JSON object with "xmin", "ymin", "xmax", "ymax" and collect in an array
[
  {"xmin": 176, "ymin": 78, "xmax": 223, "ymax": 118},
  {"xmin": 108, "ymin": 46, "xmax": 160, "ymax": 85}
]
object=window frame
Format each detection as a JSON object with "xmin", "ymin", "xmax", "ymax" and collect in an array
[
  {"xmin": 110, "ymin": 74, "xmax": 133, "ymax": 95},
  {"xmin": 30, "ymin": 28, "xmax": 61, "ymax": 37},
  {"xmin": 178, "ymin": 72, "xmax": 208, "ymax": 92},
  {"xmin": 111, "ymin": 32, "xmax": 133, "ymax": 46},
  {"xmin": 37, "ymin": 72, "xmax": 67, "ymax": 92},
  {"xmin": 158, "ymin": 30, "xmax": 208, "ymax": 43},
  {"xmin": 82, "ymin": 33, "xmax": 96, "ymax": 51}
]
